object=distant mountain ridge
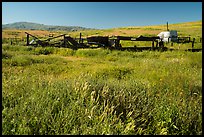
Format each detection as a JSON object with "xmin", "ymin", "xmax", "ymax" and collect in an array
[{"xmin": 2, "ymin": 22, "xmax": 95, "ymax": 31}]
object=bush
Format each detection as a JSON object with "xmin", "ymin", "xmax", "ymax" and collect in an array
[{"xmin": 34, "ymin": 47, "xmax": 55, "ymax": 55}]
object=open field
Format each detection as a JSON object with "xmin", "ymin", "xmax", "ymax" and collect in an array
[
  {"xmin": 2, "ymin": 20, "xmax": 202, "ymax": 39},
  {"xmin": 2, "ymin": 21, "xmax": 202, "ymax": 135}
]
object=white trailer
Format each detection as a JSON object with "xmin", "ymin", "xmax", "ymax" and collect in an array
[{"xmin": 157, "ymin": 30, "xmax": 178, "ymax": 42}]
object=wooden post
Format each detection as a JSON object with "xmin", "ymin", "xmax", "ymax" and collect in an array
[
  {"xmin": 152, "ymin": 40, "xmax": 154, "ymax": 50},
  {"xmin": 79, "ymin": 33, "xmax": 82, "ymax": 43},
  {"xmin": 167, "ymin": 22, "xmax": 169, "ymax": 31},
  {"xmin": 26, "ymin": 34, "xmax": 29, "ymax": 46},
  {"xmin": 159, "ymin": 40, "xmax": 164, "ymax": 50},
  {"xmin": 115, "ymin": 38, "xmax": 120, "ymax": 49},
  {"xmin": 192, "ymin": 38, "xmax": 195, "ymax": 49},
  {"xmin": 155, "ymin": 41, "xmax": 158, "ymax": 48},
  {"xmin": 63, "ymin": 35, "xmax": 66, "ymax": 47}
]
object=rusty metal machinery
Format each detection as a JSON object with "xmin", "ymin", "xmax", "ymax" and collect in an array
[{"xmin": 25, "ymin": 32, "xmax": 200, "ymax": 52}]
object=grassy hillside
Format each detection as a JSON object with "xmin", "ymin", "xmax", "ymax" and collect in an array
[
  {"xmin": 2, "ymin": 20, "xmax": 202, "ymax": 39},
  {"xmin": 68, "ymin": 20, "xmax": 202, "ymax": 38},
  {"xmin": 2, "ymin": 21, "xmax": 202, "ymax": 135},
  {"xmin": 2, "ymin": 22, "xmax": 94, "ymax": 32}
]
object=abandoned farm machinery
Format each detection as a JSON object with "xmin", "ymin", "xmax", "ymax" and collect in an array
[
  {"xmin": 25, "ymin": 31, "xmax": 200, "ymax": 52},
  {"xmin": 25, "ymin": 22, "xmax": 201, "ymax": 52}
]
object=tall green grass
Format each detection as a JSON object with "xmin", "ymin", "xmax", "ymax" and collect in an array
[{"xmin": 2, "ymin": 44, "xmax": 202, "ymax": 135}]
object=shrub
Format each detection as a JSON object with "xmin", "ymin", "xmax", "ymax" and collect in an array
[{"xmin": 34, "ymin": 47, "xmax": 55, "ymax": 55}]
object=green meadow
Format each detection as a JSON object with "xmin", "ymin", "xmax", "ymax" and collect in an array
[{"xmin": 2, "ymin": 21, "xmax": 202, "ymax": 135}]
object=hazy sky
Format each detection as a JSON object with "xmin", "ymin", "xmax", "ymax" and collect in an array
[{"xmin": 2, "ymin": 2, "xmax": 202, "ymax": 29}]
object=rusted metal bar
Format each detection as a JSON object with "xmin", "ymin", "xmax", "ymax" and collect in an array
[
  {"xmin": 44, "ymin": 34, "xmax": 65, "ymax": 41},
  {"xmin": 25, "ymin": 32, "xmax": 39, "ymax": 40},
  {"xmin": 116, "ymin": 36, "xmax": 160, "ymax": 41},
  {"xmin": 116, "ymin": 36, "xmax": 133, "ymax": 40}
]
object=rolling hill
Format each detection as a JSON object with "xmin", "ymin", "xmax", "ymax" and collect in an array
[
  {"xmin": 2, "ymin": 22, "xmax": 96, "ymax": 32},
  {"xmin": 2, "ymin": 20, "xmax": 202, "ymax": 40}
]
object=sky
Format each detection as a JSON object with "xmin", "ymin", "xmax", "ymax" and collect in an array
[{"xmin": 2, "ymin": 2, "xmax": 202, "ymax": 29}]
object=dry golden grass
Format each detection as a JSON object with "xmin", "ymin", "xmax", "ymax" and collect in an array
[
  {"xmin": 2, "ymin": 29, "xmax": 62, "ymax": 39},
  {"xmin": 2, "ymin": 20, "xmax": 202, "ymax": 39}
]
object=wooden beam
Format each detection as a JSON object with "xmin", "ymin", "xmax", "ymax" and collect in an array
[
  {"xmin": 25, "ymin": 32, "xmax": 39, "ymax": 40},
  {"xmin": 192, "ymin": 38, "xmax": 195, "ymax": 49},
  {"xmin": 79, "ymin": 33, "xmax": 82, "ymax": 43},
  {"xmin": 44, "ymin": 34, "xmax": 65, "ymax": 41},
  {"xmin": 26, "ymin": 34, "xmax": 29, "ymax": 46}
]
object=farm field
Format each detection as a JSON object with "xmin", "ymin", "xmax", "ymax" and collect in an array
[{"xmin": 2, "ymin": 21, "xmax": 202, "ymax": 135}]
